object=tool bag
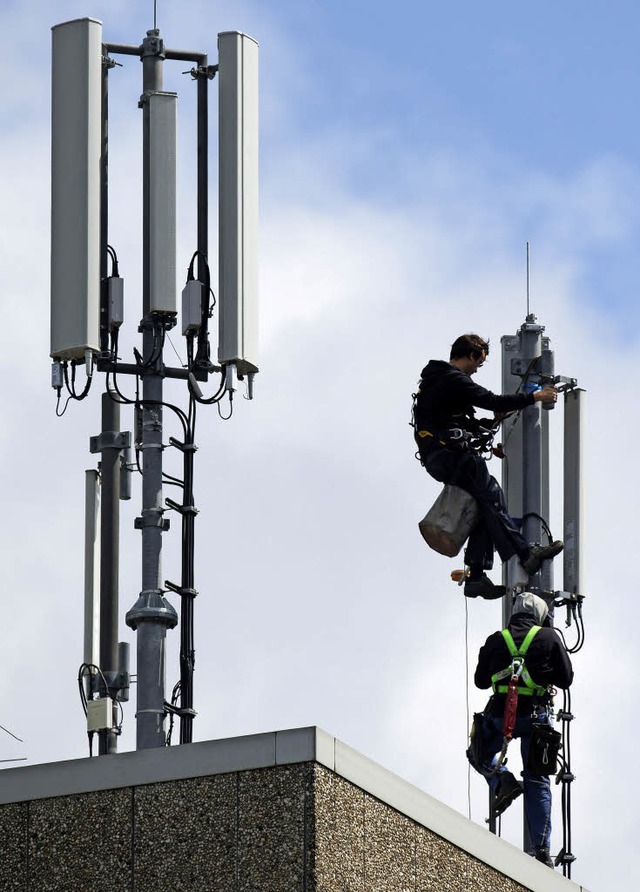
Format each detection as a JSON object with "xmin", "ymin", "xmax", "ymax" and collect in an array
[
  {"xmin": 466, "ymin": 711, "xmax": 490, "ymax": 770},
  {"xmin": 528, "ymin": 723, "xmax": 562, "ymax": 776},
  {"xmin": 418, "ymin": 484, "xmax": 479, "ymax": 556}
]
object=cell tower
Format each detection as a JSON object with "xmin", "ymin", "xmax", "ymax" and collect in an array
[
  {"xmin": 497, "ymin": 311, "xmax": 585, "ymax": 879},
  {"xmin": 50, "ymin": 17, "xmax": 259, "ymax": 753}
]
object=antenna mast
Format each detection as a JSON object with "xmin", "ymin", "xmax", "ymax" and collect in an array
[{"xmin": 50, "ymin": 17, "xmax": 260, "ymax": 751}]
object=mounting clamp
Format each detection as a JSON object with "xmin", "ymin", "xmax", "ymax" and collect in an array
[{"xmin": 90, "ymin": 431, "xmax": 131, "ymax": 453}]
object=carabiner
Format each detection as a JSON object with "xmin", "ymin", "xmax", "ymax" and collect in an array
[{"xmin": 510, "ymin": 658, "xmax": 524, "ymax": 680}]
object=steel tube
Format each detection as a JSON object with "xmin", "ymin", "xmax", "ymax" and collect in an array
[
  {"xmin": 126, "ymin": 30, "xmax": 177, "ymax": 750},
  {"xmin": 99, "ymin": 392, "xmax": 121, "ymax": 754}
]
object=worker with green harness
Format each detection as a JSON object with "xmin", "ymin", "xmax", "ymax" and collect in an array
[{"xmin": 469, "ymin": 592, "xmax": 573, "ymax": 868}]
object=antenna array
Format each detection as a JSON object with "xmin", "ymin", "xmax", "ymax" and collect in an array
[{"xmin": 50, "ymin": 17, "xmax": 259, "ymax": 753}]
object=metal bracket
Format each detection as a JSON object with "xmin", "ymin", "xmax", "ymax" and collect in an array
[
  {"xmin": 164, "ymin": 700, "xmax": 197, "ymax": 717},
  {"xmin": 102, "ymin": 53, "xmax": 119, "ymax": 70},
  {"xmin": 165, "ymin": 497, "xmax": 198, "ymax": 516},
  {"xmin": 555, "ymin": 770, "xmax": 576, "ymax": 785},
  {"xmin": 553, "ymin": 590, "xmax": 584, "ymax": 607},
  {"xmin": 552, "ymin": 376, "xmax": 579, "ymax": 391},
  {"xmin": 185, "ymin": 64, "xmax": 218, "ymax": 80},
  {"xmin": 135, "ymin": 508, "xmax": 170, "ymax": 531},
  {"xmin": 554, "ymin": 848, "xmax": 577, "ymax": 867},
  {"xmin": 90, "ymin": 431, "xmax": 131, "ymax": 453},
  {"xmin": 165, "ymin": 579, "xmax": 198, "ymax": 599},
  {"xmin": 142, "ymin": 30, "xmax": 165, "ymax": 59},
  {"xmin": 168, "ymin": 436, "xmax": 198, "ymax": 453}
]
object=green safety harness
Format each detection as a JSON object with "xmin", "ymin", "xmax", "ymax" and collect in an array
[
  {"xmin": 477, "ymin": 626, "xmax": 552, "ymax": 777},
  {"xmin": 491, "ymin": 627, "xmax": 549, "ymax": 699}
]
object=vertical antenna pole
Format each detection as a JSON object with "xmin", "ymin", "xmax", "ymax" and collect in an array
[
  {"xmin": 126, "ymin": 30, "xmax": 177, "ymax": 750},
  {"xmin": 84, "ymin": 469, "xmax": 100, "ymax": 697},
  {"xmin": 521, "ymin": 317, "xmax": 545, "ymax": 591},
  {"xmin": 503, "ymin": 316, "xmax": 555, "ymax": 855},
  {"xmin": 176, "ymin": 56, "xmax": 210, "ymax": 746},
  {"xmin": 98, "ymin": 391, "xmax": 121, "ymax": 754}
]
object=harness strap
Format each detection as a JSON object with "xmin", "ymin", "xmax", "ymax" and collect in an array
[{"xmin": 491, "ymin": 627, "xmax": 549, "ymax": 698}]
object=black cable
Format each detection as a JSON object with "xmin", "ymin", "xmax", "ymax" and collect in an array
[
  {"xmin": 189, "ymin": 371, "xmax": 227, "ymax": 405},
  {"xmin": 63, "ymin": 359, "xmax": 93, "ymax": 402},
  {"xmin": 185, "ymin": 335, "xmax": 227, "ymax": 406},
  {"xmin": 166, "ymin": 681, "xmax": 181, "ymax": 746},
  {"xmin": 186, "ymin": 249, "xmax": 214, "ymax": 368},
  {"xmin": 134, "ymin": 319, "xmax": 167, "ymax": 370},
  {"xmin": 163, "ymin": 473, "xmax": 185, "ymax": 489},
  {"xmin": 107, "ymin": 332, "xmax": 137, "ymax": 405},
  {"xmin": 520, "ymin": 511, "xmax": 553, "ymax": 543},
  {"xmin": 217, "ymin": 392, "xmax": 234, "ymax": 419},
  {"xmin": 554, "ymin": 602, "xmax": 585, "ymax": 655},
  {"xmin": 55, "ymin": 390, "xmax": 72, "ymax": 417},
  {"xmin": 106, "ymin": 244, "xmax": 120, "ymax": 277}
]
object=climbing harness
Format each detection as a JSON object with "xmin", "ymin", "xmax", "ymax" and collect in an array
[
  {"xmin": 491, "ymin": 628, "xmax": 549, "ymax": 699},
  {"xmin": 482, "ymin": 627, "xmax": 550, "ymax": 777}
]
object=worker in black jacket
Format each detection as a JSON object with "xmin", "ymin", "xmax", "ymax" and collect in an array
[
  {"xmin": 472, "ymin": 592, "xmax": 574, "ymax": 867},
  {"xmin": 414, "ymin": 333, "xmax": 562, "ymax": 599}
]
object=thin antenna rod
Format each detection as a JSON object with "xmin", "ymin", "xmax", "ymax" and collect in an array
[
  {"xmin": 526, "ymin": 241, "xmax": 530, "ymax": 317},
  {"xmin": 154, "ymin": 0, "xmax": 157, "ymax": 30}
]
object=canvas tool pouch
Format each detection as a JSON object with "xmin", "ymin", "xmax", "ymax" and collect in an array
[
  {"xmin": 528, "ymin": 723, "xmax": 562, "ymax": 776},
  {"xmin": 419, "ymin": 484, "xmax": 479, "ymax": 557},
  {"xmin": 466, "ymin": 712, "xmax": 489, "ymax": 770}
]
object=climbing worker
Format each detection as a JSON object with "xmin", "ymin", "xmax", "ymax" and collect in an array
[
  {"xmin": 413, "ymin": 333, "xmax": 563, "ymax": 599},
  {"xmin": 470, "ymin": 591, "xmax": 573, "ymax": 868}
]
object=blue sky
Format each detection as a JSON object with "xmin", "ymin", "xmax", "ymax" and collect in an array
[{"xmin": 0, "ymin": 1, "xmax": 637, "ymax": 889}]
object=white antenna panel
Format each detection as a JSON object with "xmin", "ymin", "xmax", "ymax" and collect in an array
[
  {"xmin": 50, "ymin": 18, "xmax": 102, "ymax": 361},
  {"xmin": 148, "ymin": 92, "xmax": 177, "ymax": 314},
  {"xmin": 563, "ymin": 388, "xmax": 585, "ymax": 596},
  {"xmin": 218, "ymin": 31, "xmax": 259, "ymax": 374}
]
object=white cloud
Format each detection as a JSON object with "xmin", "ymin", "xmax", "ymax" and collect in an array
[{"xmin": 1, "ymin": 4, "xmax": 637, "ymax": 889}]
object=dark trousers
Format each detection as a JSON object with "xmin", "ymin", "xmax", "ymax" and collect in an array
[
  {"xmin": 420, "ymin": 443, "xmax": 529, "ymax": 571},
  {"xmin": 477, "ymin": 714, "xmax": 552, "ymax": 851}
]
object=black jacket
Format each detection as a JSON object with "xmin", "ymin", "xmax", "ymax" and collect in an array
[
  {"xmin": 475, "ymin": 613, "xmax": 574, "ymax": 717},
  {"xmin": 414, "ymin": 360, "xmax": 533, "ymax": 436}
]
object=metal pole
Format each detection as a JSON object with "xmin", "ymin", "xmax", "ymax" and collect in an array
[
  {"xmin": 501, "ymin": 332, "xmax": 526, "ymax": 624},
  {"xmin": 84, "ymin": 469, "xmax": 100, "ymax": 699},
  {"xmin": 175, "ymin": 57, "xmax": 209, "ymax": 745},
  {"xmin": 502, "ymin": 317, "xmax": 555, "ymax": 854},
  {"xmin": 98, "ymin": 392, "xmax": 121, "ymax": 754},
  {"xmin": 520, "ymin": 315, "xmax": 547, "ymax": 593},
  {"xmin": 126, "ymin": 30, "xmax": 177, "ymax": 750}
]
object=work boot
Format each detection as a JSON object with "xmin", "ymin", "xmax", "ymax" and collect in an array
[
  {"xmin": 534, "ymin": 846, "xmax": 554, "ymax": 868},
  {"xmin": 493, "ymin": 772, "xmax": 523, "ymax": 816},
  {"xmin": 464, "ymin": 574, "xmax": 506, "ymax": 600},
  {"xmin": 522, "ymin": 541, "xmax": 564, "ymax": 576}
]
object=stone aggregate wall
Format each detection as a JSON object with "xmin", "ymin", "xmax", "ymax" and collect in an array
[
  {"xmin": 313, "ymin": 765, "xmax": 527, "ymax": 892},
  {"xmin": 0, "ymin": 762, "xmax": 525, "ymax": 891}
]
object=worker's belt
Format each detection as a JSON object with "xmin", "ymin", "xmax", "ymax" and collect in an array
[
  {"xmin": 492, "ymin": 685, "xmax": 548, "ymax": 697},
  {"xmin": 417, "ymin": 428, "xmax": 470, "ymax": 447}
]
